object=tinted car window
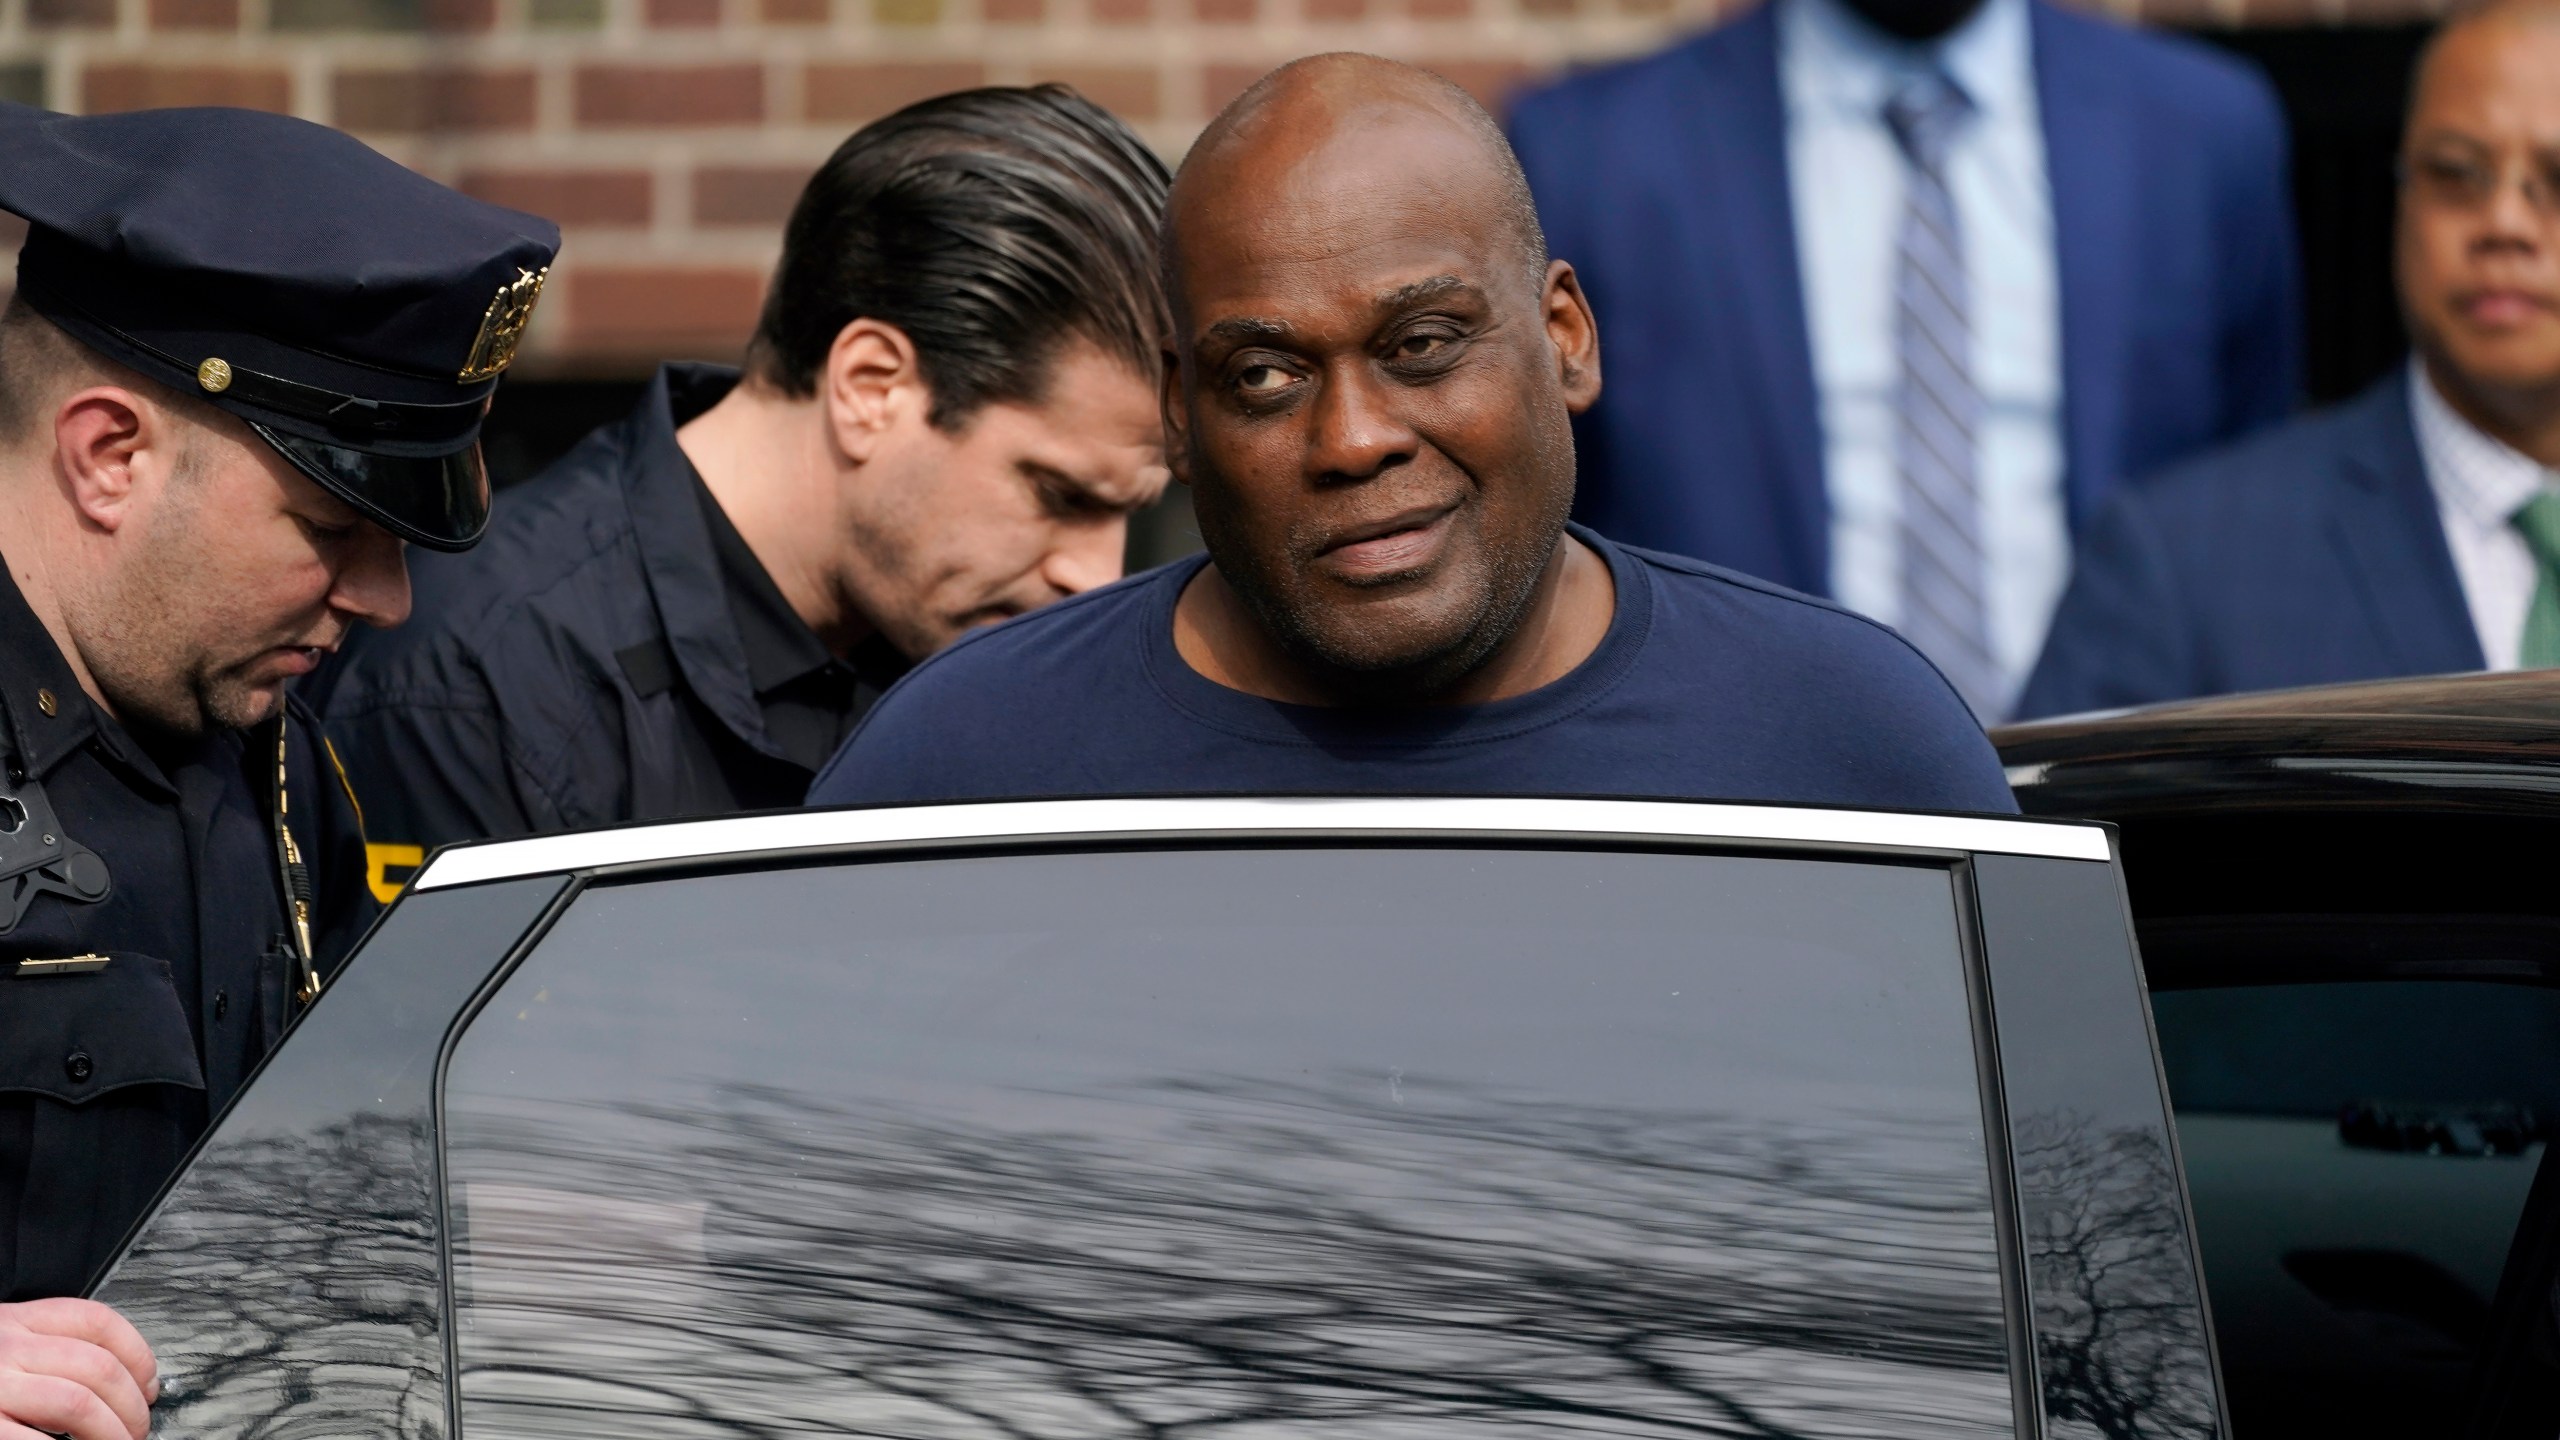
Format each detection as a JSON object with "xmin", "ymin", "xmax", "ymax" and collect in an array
[
  {"xmin": 1971, "ymin": 855, "xmax": 2222, "ymax": 1440},
  {"xmin": 90, "ymin": 877, "xmax": 568, "ymax": 1440},
  {"xmin": 442, "ymin": 846, "xmax": 2017, "ymax": 1440},
  {"xmin": 2151, "ymin": 979, "xmax": 2560, "ymax": 1440},
  {"xmin": 2157, "ymin": 981, "xmax": 2560, "ymax": 1120}
]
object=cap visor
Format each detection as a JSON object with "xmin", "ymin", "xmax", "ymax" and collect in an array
[{"xmin": 250, "ymin": 422, "xmax": 492, "ymax": 552}]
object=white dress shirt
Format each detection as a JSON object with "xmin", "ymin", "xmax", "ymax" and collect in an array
[
  {"xmin": 1778, "ymin": 0, "xmax": 2067, "ymax": 717},
  {"xmin": 2410, "ymin": 360, "xmax": 2560, "ymax": 671}
]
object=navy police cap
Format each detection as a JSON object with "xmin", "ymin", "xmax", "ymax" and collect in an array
[{"xmin": 0, "ymin": 102, "xmax": 561, "ymax": 551}]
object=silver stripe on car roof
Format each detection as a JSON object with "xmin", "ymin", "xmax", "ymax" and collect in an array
[{"xmin": 411, "ymin": 797, "xmax": 2109, "ymax": 891}]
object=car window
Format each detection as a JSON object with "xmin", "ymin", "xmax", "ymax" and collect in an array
[
  {"xmin": 1971, "ymin": 855, "xmax": 2223, "ymax": 1440},
  {"xmin": 2150, "ymin": 978, "xmax": 2560, "ymax": 1440},
  {"xmin": 88, "ymin": 876, "xmax": 568, "ymax": 1440},
  {"xmin": 2468, "ymin": 1139, "xmax": 2560, "ymax": 1440},
  {"xmin": 441, "ymin": 845, "xmax": 2019, "ymax": 1440}
]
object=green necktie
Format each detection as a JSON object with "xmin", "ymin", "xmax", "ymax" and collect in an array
[{"xmin": 2516, "ymin": 490, "xmax": 2560, "ymax": 669}]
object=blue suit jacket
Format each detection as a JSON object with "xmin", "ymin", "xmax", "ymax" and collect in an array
[
  {"xmin": 2013, "ymin": 372, "xmax": 2483, "ymax": 719},
  {"xmin": 1507, "ymin": 0, "xmax": 2303, "ymax": 596}
]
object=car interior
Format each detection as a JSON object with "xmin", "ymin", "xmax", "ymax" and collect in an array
[{"xmin": 2115, "ymin": 807, "xmax": 2560, "ymax": 1440}]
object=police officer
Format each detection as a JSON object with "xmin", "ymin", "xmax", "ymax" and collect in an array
[{"xmin": 0, "ymin": 101, "xmax": 557, "ymax": 1436}]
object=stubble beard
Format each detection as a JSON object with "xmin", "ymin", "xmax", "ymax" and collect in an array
[
  {"xmin": 72, "ymin": 613, "xmax": 280, "ymax": 745},
  {"xmin": 66, "ymin": 490, "xmax": 281, "ymax": 743},
  {"xmin": 1195, "ymin": 466, "xmax": 1571, "ymax": 707}
]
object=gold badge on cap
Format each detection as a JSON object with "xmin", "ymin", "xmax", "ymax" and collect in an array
[
  {"xmin": 458, "ymin": 267, "xmax": 548, "ymax": 383},
  {"xmin": 196, "ymin": 357, "xmax": 233, "ymax": 393}
]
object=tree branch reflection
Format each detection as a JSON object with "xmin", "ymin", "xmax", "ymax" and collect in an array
[
  {"xmin": 2014, "ymin": 1111, "xmax": 2217, "ymax": 1440},
  {"xmin": 96, "ymin": 1112, "xmax": 449, "ymax": 1439},
  {"xmin": 450, "ymin": 1076, "xmax": 2015, "ymax": 1440}
]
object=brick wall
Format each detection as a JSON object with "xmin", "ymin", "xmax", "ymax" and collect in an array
[{"xmin": 0, "ymin": 0, "xmax": 2445, "ymax": 374}]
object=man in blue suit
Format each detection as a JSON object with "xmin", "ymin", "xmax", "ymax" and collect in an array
[
  {"xmin": 1507, "ymin": 0, "xmax": 2300, "ymax": 718},
  {"xmin": 2016, "ymin": 0, "xmax": 2560, "ymax": 718}
]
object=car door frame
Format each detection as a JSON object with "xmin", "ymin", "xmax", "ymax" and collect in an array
[
  {"xmin": 418, "ymin": 798, "xmax": 2216, "ymax": 1440},
  {"xmin": 91, "ymin": 797, "xmax": 2222, "ymax": 1440}
]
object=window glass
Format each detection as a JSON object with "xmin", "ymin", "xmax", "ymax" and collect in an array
[
  {"xmin": 1971, "ymin": 855, "xmax": 2222, "ymax": 1440},
  {"xmin": 444, "ymin": 846, "xmax": 2014, "ymax": 1440},
  {"xmin": 2156, "ymin": 980, "xmax": 2560, "ymax": 1120},
  {"xmin": 2151, "ymin": 979, "xmax": 2560, "ymax": 1440},
  {"xmin": 91, "ymin": 876, "xmax": 566, "ymax": 1440}
]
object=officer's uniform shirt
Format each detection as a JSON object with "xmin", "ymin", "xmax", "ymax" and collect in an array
[
  {"xmin": 0, "ymin": 562, "xmax": 375, "ymax": 1300},
  {"xmin": 318, "ymin": 363, "xmax": 908, "ymax": 876},
  {"xmin": 0, "ymin": 98, "xmax": 554, "ymax": 1300}
]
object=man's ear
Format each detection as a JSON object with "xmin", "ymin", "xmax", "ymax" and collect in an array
[
  {"xmin": 52, "ymin": 386, "xmax": 160, "ymax": 533},
  {"xmin": 821, "ymin": 318, "xmax": 930, "ymax": 465},
  {"xmin": 1158, "ymin": 343, "xmax": 1193, "ymax": 487},
  {"xmin": 1542, "ymin": 260, "xmax": 1603, "ymax": 415}
]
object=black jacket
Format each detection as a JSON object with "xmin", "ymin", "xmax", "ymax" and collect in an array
[
  {"xmin": 317, "ymin": 364, "xmax": 871, "ymax": 879},
  {"xmin": 0, "ymin": 560, "xmax": 375, "ymax": 1299}
]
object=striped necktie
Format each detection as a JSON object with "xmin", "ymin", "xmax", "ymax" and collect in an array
[
  {"xmin": 2515, "ymin": 490, "xmax": 2560, "ymax": 669},
  {"xmin": 1884, "ymin": 72, "xmax": 1998, "ymax": 719}
]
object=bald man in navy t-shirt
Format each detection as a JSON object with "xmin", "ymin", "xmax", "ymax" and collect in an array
[{"xmin": 810, "ymin": 54, "xmax": 2013, "ymax": 817}]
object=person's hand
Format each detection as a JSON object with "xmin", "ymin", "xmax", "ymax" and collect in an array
[{"xmin": 0, "ymin": 1298, "xmax": 157, "ymax": 1440}]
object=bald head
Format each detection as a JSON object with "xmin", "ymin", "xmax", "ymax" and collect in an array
[
  {"xmin": 2414, "ymin": 0, "xmax": 2560, "ymax": 105},
  {"xmin": 1150, "ymin": 52, "xmax": 1604, "ymax": 704},
  {"xmin": 1168, "ymin": 54, "xmax": 1548, "ymax": 305},
  {"xmin": 2395, "ymin": 0, "xmax": 2560, "ymax": 454}
]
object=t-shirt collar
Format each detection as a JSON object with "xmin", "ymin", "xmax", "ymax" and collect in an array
[{"xmin": 1139, "ymin": 524, "xmax": 1653, "ymax": 748}]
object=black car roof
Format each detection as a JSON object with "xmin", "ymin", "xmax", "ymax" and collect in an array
[{"xmin": 1994, "ymin": 671, "xmax": 2560, "ymax": 818}]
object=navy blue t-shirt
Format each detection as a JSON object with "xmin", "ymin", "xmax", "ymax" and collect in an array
[{"xmin": 808, "ymin": 528, "xmax": 2017, "ymax": 814}]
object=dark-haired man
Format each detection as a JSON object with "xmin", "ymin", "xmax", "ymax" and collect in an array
[
  {"xmin": 808, "ymin": 56, "xmax": 2014, "ymax": 815},
  {"xmin": 319, "ymin": 84, "xmax": 1170, "ymax": 875}
]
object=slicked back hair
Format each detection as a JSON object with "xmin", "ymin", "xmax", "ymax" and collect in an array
[{"xmin": 745, "ymin": 84, "xmax": 1173, "ymax": 431}]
